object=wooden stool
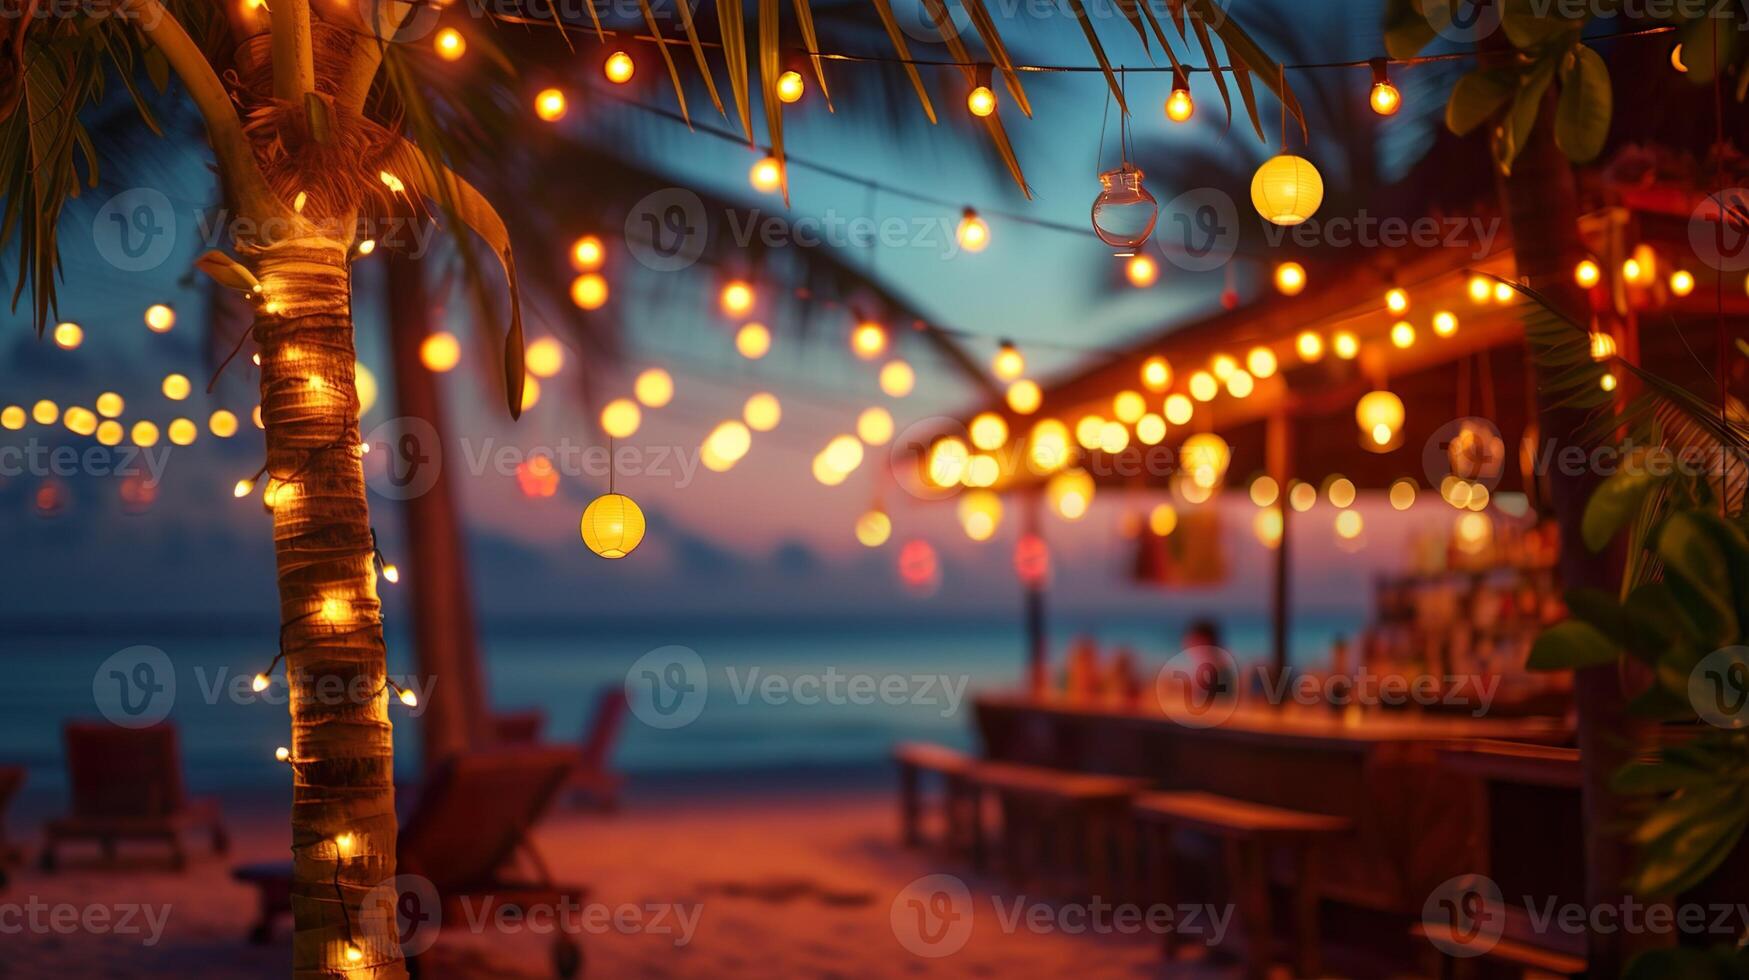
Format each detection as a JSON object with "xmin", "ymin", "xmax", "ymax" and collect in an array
[
  {"xmin": 1135, "ymin": 791, "xmax": 1351, "ymax": 980},
  {"xmin": 893, "ymin": 743, "xmax": 983, "ymax": 864},
  {"xmin": 970, "ymin": 761, "xmax": 1148, "ymax": 899}
]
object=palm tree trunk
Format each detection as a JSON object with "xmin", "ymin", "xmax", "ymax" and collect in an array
[
  {"xmin": 385, "ymin": 251, "xmax": 490, "ymax": 766},
  {"xmin": 249, "ymin": 235, "xmax": 409, "ymax": 979},
  {"xmin": 1495, "ymin": 93, "xmax": 1649, "ymax": 977}
]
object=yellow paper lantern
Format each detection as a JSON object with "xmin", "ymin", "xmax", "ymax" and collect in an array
[
  {"xmin": 581, "ymin": 493, "xmax": 646, "ymax": 558},
  {"xmin": 1250, "ymin": 154, "xmax": 1324, "ymax": 226}
]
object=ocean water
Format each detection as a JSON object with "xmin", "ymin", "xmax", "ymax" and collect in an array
[{"xmin": 0, "ymin": 613, "xmax": 1359, "ymax": 803}]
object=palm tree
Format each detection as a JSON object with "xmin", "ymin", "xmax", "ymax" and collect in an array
[{"xmin": 2, "ymin": 1, "xmax": 1301, "ymax": 972}]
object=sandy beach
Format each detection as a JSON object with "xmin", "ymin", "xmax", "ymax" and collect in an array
[{"xmin": 1, "ymin": 785, "xmax": 1243, "ymax": 979}]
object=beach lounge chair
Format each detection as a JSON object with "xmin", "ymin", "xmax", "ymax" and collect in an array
[
  {"xmin": 563, "ymin": 687, "xmax": 626, "ymax": 811},
  {"xmin": 0, "ymin": 765, "xmax": 24, "ymax": 887},
  {"xmin": 491, "ymin": 707, "xmax": 547, "ymax": 745},
  {"xmin": 233, "ymin": 747, "xmax": 587, "ymax": 978},
  {"xmin": 39, "ymin": 723, "xmax": 227, "ymax": 871}
]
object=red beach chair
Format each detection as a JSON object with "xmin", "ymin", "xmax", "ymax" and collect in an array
[
  {"xmin": 564, "ymin": 687, "xmax": 627, "ymax": 811},
  {"xmin": 234, "ymin": 747, "xmax": 587, "ymax": 978},
  {"xmin": 40, "ymin": 723, "xmax": 227, "ymax": 871}
]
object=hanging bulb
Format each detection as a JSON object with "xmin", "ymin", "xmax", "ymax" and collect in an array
[
  {"xmin": 1574, "ymin": 259, "xmax": 1601, "ymax": 288},
  {"xmin": 534, "ymin": 88, "xmax": 567, "ymax": 122},
  {"xmin": 1165, "ymin": 70, "xmax": 1194, "ymax": 123},
  {"xmin": 1385, "ymin": 287, "xmax": 1409, "ymax": 314},
  {"xmin": 382, "ymin": 563, "xmax": 400, "ymax": 584},
  {"xmin": 1091, "ymin": 163, "xmax": 1159, "ymax": 254},
  {"xmin": 398, "ymin": 687, "xmax": 418, "ymax": 707},
  {"xmin": 234, "ymin": 478, "xmax": 256, "ymax": 498},
  {"xmin": 777, "ymin": 70, "xmax": 805, "ymax": 103},
  {"xmin": 749, "ymin": 155, "xmax": 783, "ymax": 194},
  {"xmin": 1274, "ymin": 261, "xmax": 1306, "ymax": 296},
  {"xmin": 992, "ymin": 342, "xmax": 1024, "ymax": 381},
  {"xmin": 967, "ymin": 85, "xmax": 996, "ymax": 117},
  {"xmin": 252, "ymin": 672, "xmax": 271, "ymax": 693},
  {"xmin": 344, "ymin": 943, "xmax": 364, "ymax": 964},
  {"xmin": 851, "ymin": 321, "xmax": 888, "ymax": 360},
  {"xmin": 720, "ymin": 280, "xmax": 756, "ymax": 316},
  {"xmin": 1125, "ymin": 254, "xmax": 1158, "ymax": 287},
  {"xmin": 1368, "ymin": 59, "xmax": 1401, "ymax": 116},
  {"xmin": 604, "ymin": 51, "xmax": 634, "ymax": 83},
  {"xmin": 956, "ymin": 208, "xmax": 990, "ymax": 253},
  {"xmin": 274, "ymin": 746, "xmax": 291, "ymax": 762}
]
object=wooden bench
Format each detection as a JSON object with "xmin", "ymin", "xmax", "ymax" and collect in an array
[
  {"xmin": 1135, "ymin": 790, "xmax": 1351, "ymax": 980},
  {"xmin": 972, "ymin": 761, "xmax": 1150, "ymax": 899},
  {"xmin": 893, "ymin": 743, "xmax": 982, "ymax": 861}
]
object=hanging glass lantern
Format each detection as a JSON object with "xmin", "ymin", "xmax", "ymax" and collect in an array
[{"xmin": 1091, "ymin": 163, "xmax": 1158, "ymax": 255}]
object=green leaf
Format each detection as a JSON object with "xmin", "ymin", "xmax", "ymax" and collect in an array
[
  {"xmin": 1678, "ymin": 12, "xmax": 1739, "ymax": 84},
  {"xmin": 1447, "ymin": 69, "xmax": 1514, "ymax": 137},
  {"xmin": 1554, "ymin": 44, "xmax": 1610, "ymax": 163},
  {"xmin": 1494, "ymin": 55, "xmax": 1556, "ymax": 174},
  {"xmin": 1564, "ymin": 587, "xmax": 1626, "ymax": 635},
  {"xmin": 1583, "ymin": 467, "xmax": 1666, "ymax": 552},
  {"xmin": 1383, "ymin": 0, "xmax": 1436, "ymax": 60},
  {"xmin": 1625, "ymin": 581, "xmax": 1681, "ymax": 650},
  {"xmin": 1613, "ymin": 759, "xmax": 1718, "ymax": 795},
  {"xmin": 1630, "ymin": 798, "xmax": 1748, "ymax": 897},
  {"xmin": 1501, "ymin": 0, "xmax": 1584, "ymax": 50},
  {"xmin": 1658, "ymin": 512, "xmax": 1741, "ymax": 641},
  {"xmin": 1528, "ymin": 620, "xmax": 1618, "ymax": 671}
]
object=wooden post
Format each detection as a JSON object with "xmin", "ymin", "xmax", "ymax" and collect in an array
[{"xmin": 1267, "ymin": 412, "xmax": 1292, "ymax": 681}]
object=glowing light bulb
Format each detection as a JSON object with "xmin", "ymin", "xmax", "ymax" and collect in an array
[
  {"xmin": 967, "ymin": 85, "xmax": 996, "ymax": 117},
  {"xmin": 1125, "ymin": 254, "xmax": 1158, "ymax": 287},
  {"xmin": 275, "ymin": 746, "xmax": 291, "ymax": 762},
  {"xmin": 604, "ymin": 50, "xmax": 634, "ymax": 83},
  {"xmin": 736, "ymin": 322, "xmax": 771, "ymax": 359},
  {"xmin": 344, "ymin": 943, "xmax": 364, "ymax": 964},
  {"xmin": 1467, "ymin": 275, "xmax": 1492, "ymax": 303},
  {"xmin": 0, "ymin": 406, "xmax": 22, "ymax": 430},
  {"xmin": 570, "ymin": 273, "xmax": 608, "ymax": 310},
  {"xmin": 851, "ymin": 322, "xmax": 887, "ymax": 360},
  {"xmin": 1601, "ymin": 372, "xmax": 1618, "ymax": 392},
  {"xmin": 53, "ymin": 321, "xmax": 83, "ymax": 349},
  {"xmin": 571, "ymin": 235, "xmax": 604, "ymax": 271},
  {"xmin": 1333, "ymin": 331, "xmax": 1360, "ymax": 359},
  {"xmin": 1295, "ymin": 331, "xmax": 1324, "ymax": 363},
  {"xmin": 634, "ymin": 367, "xmax": 674, "ymax": 408},
  {"xmin": 1390, "ymin": 321, "xmax": 1416, "ymax": 349},
  {"xmin": 234, "ymin": 478, "xmax": 255, "ymax": 498},
  {"xmin": 1005, "ymin": 379, "xmax": 1040, "ymax": 414},
  {"xmin": 252, "ymin": 672, "xmax": 270, "ymax": 693},
  {"xmin": 992, "ymin": 343, "xmax": 1024, "ymax": 381},
  {"xmin": 1141, "ymin": 355, "xmax": 1171, "ymax": 392},
  {"xmin": 1164, "ymin": 394, "xmax": 1193, "ymax": 425},
  {"xmin": 1370, "ymin": 80, "xmax": 1401, "ymax": 116},
  {"xmin": 1210, "ymin": 354, "xmax": 1237, "ymax": 380},
  {"xmin": 1225, "ymin": 370, "xmax": 1254, "ymax": 398},
  {"xmin": 32, "ymin": 399, "xmax": 58, "ymax": 425},
  {"xmin": 131, "ymin": 420, "xmax": 158, "ymax": 446},
  {"xmin": 434, "ymin": 27, "xmax": 465, "ymax": 61},
  {"xmin": 1493, "ymin": 281, "xmax": 1514, "ymax": 303},
  {"xmin": 855, "ymin": 510, "xmax": 891, "ymax": 547},
  {"xmin": 144, "ymin": 304, "xmax": 175, "ymax": 332},
  {"xmin": 398, "ymin": 687, "xmax": 417, "ymax": 707},
  {"xmin": 1188, "ymin": 371, "xmax": 1218, "ymax": 402},
  {"xmin": 1165, "ymin": 82, "xmax": 1194, "ymax": 123},
  {"xmin": 534, "ymin": 88, "xmax": 567, "ymax": 122},
  {"xmin": 777, "ymin": 70, "xmax": 805, "ymax": 103},
  {"xmin": 1575, "ymin": 259, "xmax": 1600, "ymax": 288},
  {"xmin": 1432, "ymin": 310, "xmax": 1458, "ymax": 338},
  {"xmin": 880, "ymin": 360, "xmax": 915, "ymax": 397},
  {"xmin": 1385, "ymin": 287, "xmax": 1409, "ymax": 314},
  {"xmin": 1590, "ymin": 331, "xmax": 1616, "ymax": 361},
  {"xmin": 857, "ymin": 406, "xmax": 894, "ymax": 446},
  {"xmin": 1670, "ymin": 270, "xmax": 1695, "ymax": 296},
  {"xmin": 970, "ymin": 412, "xmax": 1008, "ymax": 451},
  {"xmin": 95, "ymin": 392, "xmax": 123, "ymax": 417},
  {"xmin": 420, "ymin": 332, "xmax": 461, "ymax": 372},
  {"xmin": 210, "ymin": 410, "xmax": 238, "ymax": 438},
  {"xmin": 1246, "ymin": 346, "xmax": 1277, "ymax": 379},
  {"xmin": 382, "ymin": 564, "xmax": 399, "ymax": 584},
  {"xmin": 601, "ymin": 398, "xmax": 641, "ymax": 439},
  {"xmin": 956, "ymin": 209, "xmax": 990, "ymax": 253},
  {"xmin": 525, "ymin": 337, "xmax": 565, "ymax": 378},
  {"xmin": 160, "ymin": 373, "xmax": 190, "ymax": 399},
  {"xmin": 355, "ymin": 239, "xmax": 377, "ymax": 256},
  {"xmin": 720, "ymin": 280, "xmax": 755, "ymax": 316},
  {"xmin": 1274, "ymin": 261, "xmax": 1306, "ymax": 295},
  {"xmin": 749, "ymin": 156, "xmax": 783, "ymax": 193},
  {"xmin": 168, "ymin": 418, "xmax": 197, "ymax": 445},
  {"xmin": 744, "ymin": 392, "xmax": 781, "ymax": 431}
]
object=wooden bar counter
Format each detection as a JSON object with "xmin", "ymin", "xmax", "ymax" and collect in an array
[{"xmin": 973, "ymin": 693, "xmax": 1571, "ymax": 916}]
